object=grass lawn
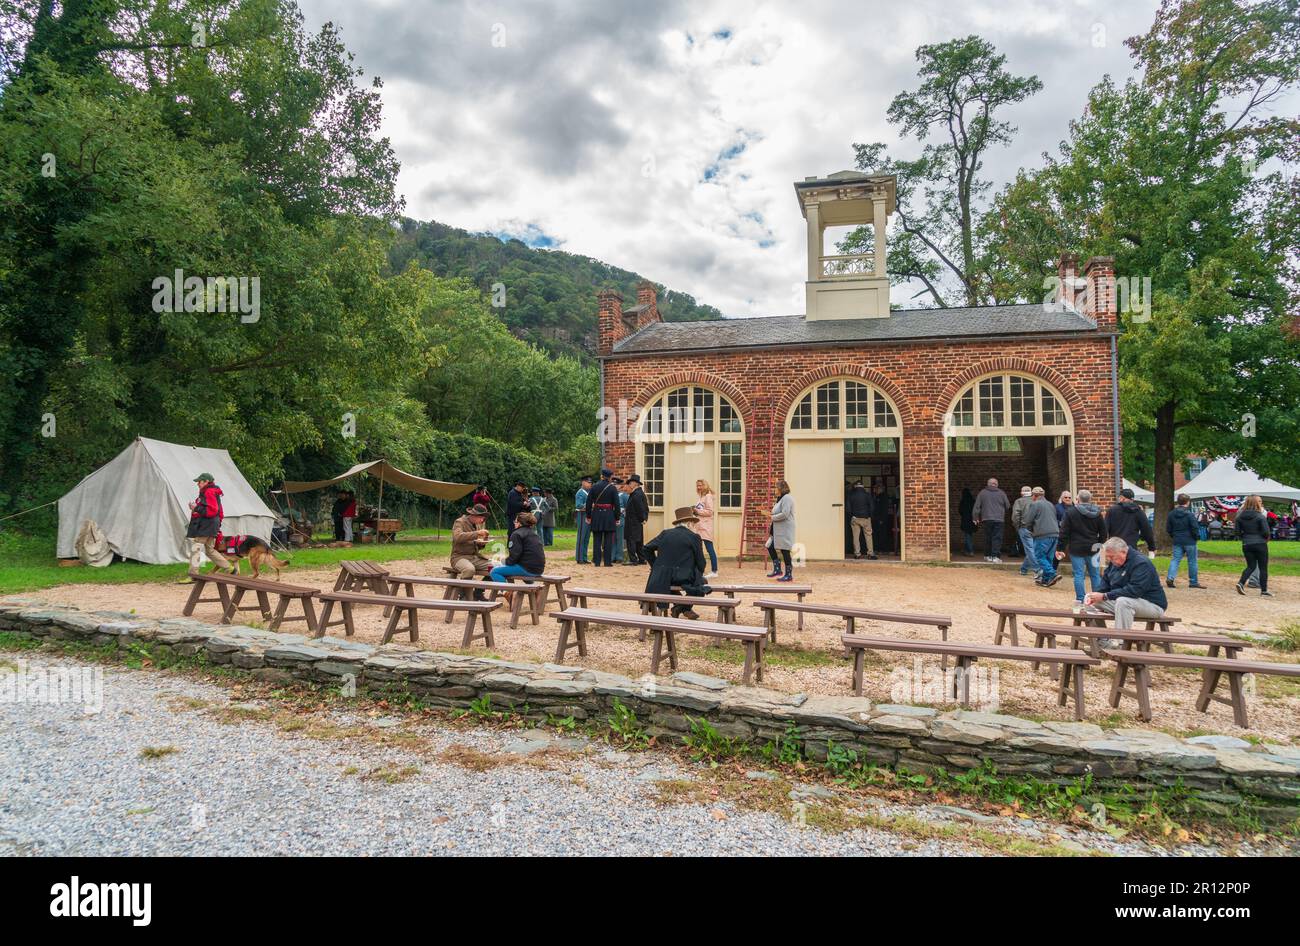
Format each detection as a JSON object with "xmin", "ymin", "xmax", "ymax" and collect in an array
[
  {"xmin": 1157, "ymin": 538, "xmax": 1300, "ymax": 578},
  {"xmin": 0, "ymin": 529, "xmax": 578, "ymax": 597}
]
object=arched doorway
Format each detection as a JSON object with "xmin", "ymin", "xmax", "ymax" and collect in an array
[
  {"xmin": 784, "ymin": 378, "xmax": 904, "ymax": 560},
  {"xmin": 637, "ymin": 385, "xmax": 745, "ymax": 555},
  {"xmin": 944, "ymin": 372, "xmax": 1074, "ymax": 557}
]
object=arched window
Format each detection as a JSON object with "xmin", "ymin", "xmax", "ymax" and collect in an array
[
  {"xmin": 945, "ymin": 373, "xmax": 1072, "ymax": 439},
  {"xmin": 786, "ymin": 379, "xmax": 902, "ymax": 438},
  {"xmin": 638, "ymin": 386, "xmax": 744, "ymax": 509}
]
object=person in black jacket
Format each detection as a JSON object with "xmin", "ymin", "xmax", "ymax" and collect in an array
[
  {"xmin": 1085, "ymin": 537, "xmax": 1168, "ymax": 640},
  {"xmin": 505, "ymin": 481, "xmax": 529, "ymax": 536},
  {"xmin": 1165, "ymin": 493, "xmax": 1207, "ymax": 589},
  {"xmin": 1105, "ymin": 489, "xmax": 1156, "ymax": 553},
  {"xmin": 584, "ymin": 468, "xmax": 621, "ymax": 566},
  {"xmin": 1235, "ymin": 495, "xmax": 1272, "ymax": 596},
  {"xmin": 643, "ymin": 506, "xmax": 708, "ymax": 618},
  {"xmin": 622, "ymin": 475, "xmax": 650, "ymax": 566},
  {"xmin": 1058, "ymin": 488, "xmax": 1108, "ymax": 604},
  {"xmin": 491, "ymin": 511, "xmax": 546, "ymax": 583},
  {"xmin": 847, "ymin": 482, "xmax": 877, "ymax": 559}
]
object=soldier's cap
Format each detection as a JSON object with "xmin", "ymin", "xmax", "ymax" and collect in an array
[{"xmin": 600, "ymin": 467, "xmax": 614, "ymax": 478}]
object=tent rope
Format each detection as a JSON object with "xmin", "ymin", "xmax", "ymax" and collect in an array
[{"xmin": 0, "ymin": 499, "xmax": 58, "ymax": 522}]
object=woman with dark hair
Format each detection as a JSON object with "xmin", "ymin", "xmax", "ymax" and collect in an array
[
  {"xmin": 1235, "ymin": 495, "xmax": 1272, "ymax": 597},
  {"xmin": 760, "ymin": 480, "xmax": 796, "ymax": 581}
]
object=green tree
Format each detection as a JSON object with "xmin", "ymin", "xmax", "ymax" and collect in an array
[{"xmin": 842, "ymin": 36, "xmax": 1042, "ymax": 307}]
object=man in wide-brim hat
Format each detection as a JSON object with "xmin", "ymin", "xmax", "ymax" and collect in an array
[
  {"xmin": 450, "ymin": 502, "xmax": 493, "ymax": 582},
  {"xmin": 642, "ymin": 505, "xmax": 708, "ymax": 618}
]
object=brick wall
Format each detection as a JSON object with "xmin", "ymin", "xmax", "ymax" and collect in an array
[{"xmin": 602, "ymin": 336, "xmax": 1118, "ymax": 562}]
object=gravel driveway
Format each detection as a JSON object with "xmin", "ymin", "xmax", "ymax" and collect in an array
[{"xmin": 0, "ymin": 654, "xmax": 1273, "ymax": 857}]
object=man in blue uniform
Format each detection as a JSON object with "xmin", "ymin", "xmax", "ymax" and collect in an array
[{"xmin": 584, "ymin": 468, "xmax": 621, "ymax": 567}]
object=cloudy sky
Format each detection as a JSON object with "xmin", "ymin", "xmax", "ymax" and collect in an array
[{"xmin": 298, "ymin": 0, "xmax": 1164, "ymax": 317}]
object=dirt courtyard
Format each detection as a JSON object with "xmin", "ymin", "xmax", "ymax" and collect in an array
[{"xmin": 12, "ymin": 557, "xmax": 1299, "ymax": 743}]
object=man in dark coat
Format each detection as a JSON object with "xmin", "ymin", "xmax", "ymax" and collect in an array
[
  {"xmin": 1105, "ymin": 488, "xmax": 1156, "ymax": 553},
  {"xmin": 642, "ymin": 506, "xmax": 708, "ymax": 617},
  {"xmin": 847, "ymin": 481, "xmax": 876, "ymax": 559},
  {"xmin": 584, "ymin": 468, "xmax": 621, "ymax": 567},
  {"xmin": 505, "ymin": 481, "xmax": 528, "ymax": 536},
  {"xmin": 622, "ymin": 474, "xmax": 650, "ymax": 566},
  {"xmin": 186, "ymin": 473, "xmax": 234, "ymax": 575}
]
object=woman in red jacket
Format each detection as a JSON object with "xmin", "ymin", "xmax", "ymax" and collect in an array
[{"xmin": 186, "ymin": 473, "xmax": 234, "ymax": 574}]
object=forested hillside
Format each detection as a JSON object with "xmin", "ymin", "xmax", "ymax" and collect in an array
[{"xmin": 390, "ymin": 219, "xmax": 722, "ymax": 359}]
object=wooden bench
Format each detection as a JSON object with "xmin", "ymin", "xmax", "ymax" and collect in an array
[
  {"xmin": 988, "ymin": 603, "xmax": 1181, "ymax": 648},
  {"xmin": 563, "ymin": 587, "xmax": 742, "ymax": 640},
  {"xmin": 551, "ymin": 607, "xmax": 768, "ymax": 685},
  {"xmin": 385, "ymin": 574, "xmax": 544, "ymax": 629},
  {"xmin": 334, "ymin": 560, "xmax": 390, "ymax": 595},
  {"xmin": 754, "ymin": 598, "xmax": 952, "ymax": 650},
  {"xmin": 505, "ymin": 572, "xmax": 570, "ymax": 610},
  {"xmin": 315, "ymin": 590, "xmax": 501, "ymax": 647},
  {"xmin": 1023, "ymin": 622, "xmax": 1243, "ymax": 672},
  {"xmin": 182, "ymin": 571, "xmax": 319, "ymax": 633},
  {"xmin": 710, "ymin": 583, "xmax": 813, "ymax": 629},
  {"xmin": 841, "ymin": 635, "xmax": 1101, "ymax": 720},
  {"xmin": 1105, "ymin": 650, "xmax": 1300, "ymax": 728}
]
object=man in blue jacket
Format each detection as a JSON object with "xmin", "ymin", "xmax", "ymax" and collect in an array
[
  {"xmin": 1084, "ymin": 537, "xmax": 1168, "ymax": 645},
  {"xmin": 1165, "ymin": 493, "xmax": 1207, "ymax": 589}
]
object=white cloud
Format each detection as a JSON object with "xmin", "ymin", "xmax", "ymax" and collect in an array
[{"xmin": 298, "ymin": 0, "xmax": 1162, "ymax": 316}]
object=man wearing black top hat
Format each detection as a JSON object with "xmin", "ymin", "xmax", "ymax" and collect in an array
[
  {"xmin": 584, "ymin": 467, "xmax": 621, "ymax": 567},
  {"xmin": 623, "ymin": 474, "xmax": 649, "ymax": 565},
  {"xmin": 643, "ymin": 505, "xmax": 708, "ymax": 618}
]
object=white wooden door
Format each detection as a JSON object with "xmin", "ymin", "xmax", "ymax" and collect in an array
[
  {"xmin": 667, "ymin": 442, "xmax": 715, "ymax": 519},
  {"xmin": 784, "ymin": 439, "xmax": 845, "ymax": 560}
]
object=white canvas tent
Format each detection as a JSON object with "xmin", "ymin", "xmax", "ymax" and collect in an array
[
  {"xmin": 1180, "ymin": 457, "xmax": 1300, "ymax": 503},
  {"xmin": 1122, "ymin": 479, "xmax": 1155, "ymax": 504},
  {"xmin": 57, "ymin": 437, "xmax": 277, "ymax": 564}
]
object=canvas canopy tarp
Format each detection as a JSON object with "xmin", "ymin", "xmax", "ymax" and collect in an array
[
  {"xmin": 1180, "ymin": 457, "xmax": 1300, "ymax": 503},
  {"xmin": 280, "ymin": 460, "xmax": 474, "ymax": 501},
  {"xmin": 57, "ymin": 437, "xmax": 277, "ymax": 564},
  {"xmin": 1122, "ymin": 479, "xmax": 1154, "ymax": 504}
]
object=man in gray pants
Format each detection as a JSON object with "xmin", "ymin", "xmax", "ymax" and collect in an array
[{"xmin": 1084, "ymin": 536, "xmax": 1169, "ymax": 647}]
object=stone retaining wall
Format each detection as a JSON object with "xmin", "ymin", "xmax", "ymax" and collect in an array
[{"xmin": 3, "ymin": 601, "xmax": 1298, "ymax": 814}]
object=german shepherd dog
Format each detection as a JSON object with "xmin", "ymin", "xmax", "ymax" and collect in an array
[{"xmin": 228, "ymin": 536, "xmax": 290, "ymax": 580}]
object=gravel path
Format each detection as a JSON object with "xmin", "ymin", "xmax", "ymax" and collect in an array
[{"xmin": 0, "ymin": 654, "xmax": 1277, "ymax": 857}]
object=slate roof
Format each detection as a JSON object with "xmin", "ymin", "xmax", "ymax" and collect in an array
[{"xmin": 609, "ymin": 303, "xmax": 1101, "ymax": 356}]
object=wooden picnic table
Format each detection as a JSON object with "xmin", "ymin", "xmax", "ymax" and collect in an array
[
  {"xmin": 563, "ymin": 587, "xmax": 741, "ymax": 640},
  {"xmin": 334, "ymin": 560, "xmax": 390, "ymax": 594},
  {"xmin": 1105, "ymin": 649, "xmax": 1300, "ymax": 727},
  {"xmin": 709, "ymin": 582, "xmax": 813, "ymax": 629},
  {"xmin": 316, "ymin": 589, "xmax": 501, "ymax": 648},
  {"xmin": 385, "ymin": 574, "xmax": 544, "ymax": 629},
  {"xmin": 988, "ymin": 603, "xmax": 1180, "ymax": 648},
  {"xmin": 182, "ymin": 571, "xmax": 319, "ymax": 633}
]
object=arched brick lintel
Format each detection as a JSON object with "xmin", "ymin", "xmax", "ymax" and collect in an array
[
  {"xmin": 772, "ymin": 364, "xmax": 916, "ymax": 427},
  {"xmin": 937, "ymin": 357, "xmax": 1087, "ymax": 423},
  {"xmin": 626, "ymin": 370, "xmax": 754, "ymax": 425}
]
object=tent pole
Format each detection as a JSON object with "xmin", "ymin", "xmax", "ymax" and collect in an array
[{"xmin": 377, "ymin": 462, "xmax": 385, "ymax": 546}]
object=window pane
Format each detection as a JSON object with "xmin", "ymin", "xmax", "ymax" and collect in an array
[
  {"xmin": 642, "ymin": 443, "xmax": 665, "ymax": 506},
  {"xmin": 1042, "ymin": 390, "xmax": 1066, "ymax": 426},
  {"xmin": 1001, "ymin": 437, "xmax": 1021, "ymax": 452},
  {"xmin": 1010, "ymin": 376, "xmax": 1036, "ymax": 427},
  {"xmin": 693, "ymin": 387, "xmax": 714, "ymax": 434},
  {"xmin": 978, "ymin": 378, "xmax": 1003, "ymax": 427},
  {"xmin": 720, "ymin": 399, "xmax": 741, "ymax": 433},
  {"xmin": 642, "ymin": 401, "xmax": 662, "ymax": 436},
  {"xmin": 790, "ymin": 394, "xmax": 812, "ymax": 430},
  {"xmin": 720, "ymin": 441, "xmax": 742, "ymax": 508},
  {"xmin": 873, "ymin": 391, "xmax": 897, "ymax": 429},
  {"xmin": 816, "ymin": 382, "xmax": 840, "ymax": 430},
  {"xmin": 952, "ymin": 389, "xmax": 974, "ymax": 427},
  {"xmin": 877, "ymin": 437, "xmax": 897, "ymax": 454},
  {"xmin": 977, "ymin": 436, "xmax": 999, "ymax": 452},
  {"xmin": 667, "ymin": 387, "xmax": 689, "ymax": 434},
  {"xmin": 844, "ymin": 382, "xmax": 869, "ymax": 429}
]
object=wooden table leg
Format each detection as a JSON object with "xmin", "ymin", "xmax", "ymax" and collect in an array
[
  {"xmin": 754, "ymin": 640, "xmax": 764, "ymax": 683},
  {"xmin": 1108, "ymin": 662, "xmax": 1128, "ymax": 708},
  {"xmin": 1072, "ymin": 664, "xmax": 1086, "ymax": 721},
  {"xmin": 993, "ymin": 612, "xmax": 1005, "ymax": 645},
  {"xmin": 649, "ymin": 629, "xmax": 664, "ymax": 675},
  {"xmin": 380, "ymin": 607, "xmax": 402, "ymax": 644},
  {"xmin": 1195, "ymin": 667, "xmax": 1221, "ymax": 712},
  {"xmin": 339, "ymin": 600, "xmax": 354, "ymax": 637},
  {"xmin": 1008, "ymin": 614, "xmax": 1019, "ymax": 647},
  {"xmin": 852, "ymin": 649, "xmax": 865, "ymax": 696},
  {"xmin": 575, "ymin": 620, "xmax": 588, "ymax": 657},
  {"xmin": 766, "ymin": 608, "xmax": 777, "ymax": 644},
  {"xmin": 1135, "ymin": 665, "xmax": 1153, "ymax": 721},
  {"xmin": 256, "ymin": 590, "xmax": 273, "ymax": 621},
  {"xmin": 223, "ymin": 586, "xmax": 246, "ymax": 625},
  {"xmin": 796, "ymin": 593, "xmax": 806, "ymax": 631},
  {"xmin": 407, "ymin": 606, "xmax": 419, "ymax": 643},
  {"xmin": 554, "ymin": 622, "xmax": 571, "ymax": 663},
  {"xmin": 301, "ymin": 597, "xmax": 319, "ymax": 635},
  {"xmin": 665, "ymin": 630, "xmax": 679, "ymax": 671},
  {"xmin": 268, "ymin": 595, "xmax": 291, "ymax": 632},
  {"xmin": 741, "ymin": 642, "xmax": 754, "ymax": 685},
  {"xmin": 529, "ymin": 589, "xmax": 542, "ymax": 625},
  {"xmin": 315, "ymin": 599, "xmax": 335, "ymax": 639},
  {"xmin": 1227, "ymin": 671, "xmax": 1248, "ymax": 728},
  {"xmin": 183, "ymin": 579, "xmax": 205, "ymax": 616}
]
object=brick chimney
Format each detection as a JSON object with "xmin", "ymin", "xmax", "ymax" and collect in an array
[
  {"xmin": 636, "ymin": 280, "xmax": 657, "ymax": 311},
  {"xmin": 1082, "ymin": 256, "xmax": 1117, "ymax": 332},
  {"xmin": 1057, "ymin": 253, "xmax": 1080, "ymax": 311},
  {"xmin": 596, "ymin": 289, "xmax": 624, "ymax": 356}
]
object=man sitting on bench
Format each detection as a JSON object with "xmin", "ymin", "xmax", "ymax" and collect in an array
[
  {"xmin": 1084, "ymin": 536, "xmax": 1168, "ymax": 647},
  {"xmin": 450, "ymin": 503, "xmax": 494, "ymax": 596},
  {"xmin": 642, "ymin": 506, "xmax": 709, "ymax": 620}
]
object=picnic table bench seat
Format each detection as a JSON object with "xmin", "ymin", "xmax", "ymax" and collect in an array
[
  {"xmin": 333, "ymin": 560, "xmax": 390, "ymax": 595},
  {"xmin": 988, "ymin": 603, "xmax": 1181, "ymax": 648},
  {"xmin": 563, "ymin": 587, "xmax": 742, "ymax": 641},
  {"xmin": 551, "ymin": 606, "xmax": 768, "ymax": 685},
  {"xmin": 314, "ymin": 589, "xmax": 501, "ymax": 648},
  {"xmin": 1022, "ymin": 621, "xmax": 1243, "ymax": 669},
  {"xmin": 709, "ymin": 582, "xmax": 813, "ymax": 629},
  {"xmin": 840, "ymin": 635, "xmax": 1101, "ymax": 720},
  {"xmin": 1105, "ymin": 650, "xmax": 1300, "ymax": 728},
  {"xmin": 505, "ymin": 572, "xmax": 571, "ymax": 610},
  {"xmin": 183, "ymin": 571, "xmax": 319, "ymax": 633},
  {"xmin": 384, "ymin": 574, "xmax": 544, "ymax": 629}
]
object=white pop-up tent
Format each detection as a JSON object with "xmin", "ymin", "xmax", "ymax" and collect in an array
[
  {"xmin": 1122, "ymin": 479, "xmax": 1155, "ymax": 505},
  {"xmin": 57, "ymin": 437, "xmax": 277, "ymax": 564},
  {"xmin": 1179, "ymin": 457, "xmax": 1300, "ymax": 503}
]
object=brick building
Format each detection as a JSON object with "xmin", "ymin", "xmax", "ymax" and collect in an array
[{"xmin": 598, "ymin": 171, "xmax": 1120, "ymax": 562}]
